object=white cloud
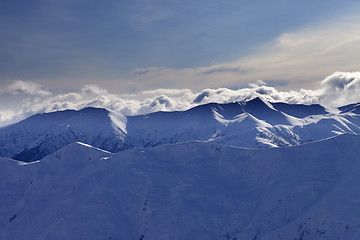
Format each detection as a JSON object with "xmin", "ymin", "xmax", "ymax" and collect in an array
[
  {"xmin": 318, "ymin": 71, "xmax": 360, "ymax": 107},
  {"xmin": 2, "ymin": 72, "xmax": 360, "ymax": 127},
  {"xmin": 81, "ymin": 85, "xmax": 108, "ymax": 95},
  {"xmin": 141, "ymin": 88, "xmax": 193, "ymax": 98},
  {"xmin": 0, "ymin": 79, "xmax": 316, "ymax": 127},
  {"xmin": 0, "ymin": 110, "xmax": 15, "ymax": 125},
  {"xmin": 4, "ymin": 80, "xmax": 51, "ymax": 96}
]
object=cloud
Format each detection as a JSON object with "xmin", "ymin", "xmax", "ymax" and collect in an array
[
  {"xmin": 0, "ymin": 110, "xmax": 15, "ymax": 125},
  {"xmin": 141, "ymin": 88, "xmax": 192, "ymax": 97},
  {"xmin": 0, "ymin": 79, "xmax": 317, "ymax": 127},
  {"xmin": 318, "ymin": 71, "xmax": 360, "ymax": 107},
  {"xmin": 132, "ymin": 67, "xmax": 165, "ymax": 75},
  {"xmin": 234, "ymin": 16, "xmax": 360, "ymax": 89},
  {"xmin": 128, "ymin": 15, "xmax": 360, "ymax": 91},
  {"xmin": 199, "ymin": 64, "xmax": 249, "ymax": 75},
  {"xmin": 81, "ymin": 85, "xmax": 108, "ymax": 95},
  {"xmin": 2, "ymin": 71, "xmax": 360, "ymax": 127},
  {"xmin": 4, "ymin": 80, "xmax": 51, "ymax": 96},
  {"xmin": 130, "ymin": 64, "xmax": 251, "ymax": 91}
]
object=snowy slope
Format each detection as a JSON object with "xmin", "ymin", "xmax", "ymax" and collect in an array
[
  {"xmin": 1, "ymin": 134, "xmax": 360, "ymax": 239},
  {"xmin": 124, "ymin": 98, "xmax": 296, "ymax": 149},
  {"xmin": 0, "ymin": 107, "xmax": 126, "ymax": 162},
  {"xmin": 124, "ymin": 101, "xmax": 267, "ymax": 149},
  {"xmin": 339, "ymin": 102, "xmax": 360, "ymax": 114},
  {"xmin": 271, "ymin": 102, "xmax": 327, "ymax": 118}
]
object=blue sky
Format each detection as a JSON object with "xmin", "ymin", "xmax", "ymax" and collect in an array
[{"xmin": 0, "ymin": 0, "xmax": 360, "ymax": 92}]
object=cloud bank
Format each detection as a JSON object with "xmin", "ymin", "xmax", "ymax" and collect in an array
[
  {"xmin": 3, "ymin": 80, "xmax": 51, "ymax": 96},
  {"xmin": 1, "ymin": 72, "xmax": 360, "ymax": 127}
]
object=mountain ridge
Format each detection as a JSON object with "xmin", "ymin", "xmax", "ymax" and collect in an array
[{"xmin": 2, "ymin": 97, "xmax": 360, "ymax": 162}]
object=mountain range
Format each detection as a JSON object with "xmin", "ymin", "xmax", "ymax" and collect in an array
[
  {"xmin": 1, "ymin": 97, "xmax": 360, "ymax": 239},
  {"xmin": 1, "ymin": 97, "xmax": 360, "ymax": 162}
]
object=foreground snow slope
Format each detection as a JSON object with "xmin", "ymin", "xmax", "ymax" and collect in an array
[{"xmin": 1, "ymin": 134, "xmax": 360, "ymax": 239}]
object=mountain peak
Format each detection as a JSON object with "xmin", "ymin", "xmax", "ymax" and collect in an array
[
  {"xmin": 241, "ymin": 96, "xmax": 277, "ymax": 111},
  {"xmin": 238, "ymin": 97, "xmax": 293, "ymax": 125},
  {"xmin": 0, "ymin": 107, "xmax": 126, "ymax": 162}
]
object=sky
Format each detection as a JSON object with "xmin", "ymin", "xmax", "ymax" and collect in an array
[{"xmin": 1, "ymin": 0, "xmax": 360, "ymax": 125}]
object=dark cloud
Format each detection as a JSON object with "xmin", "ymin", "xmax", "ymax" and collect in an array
[{"xmin": 201, "ymin": 66, "xmax": 249, "ymax": 75}]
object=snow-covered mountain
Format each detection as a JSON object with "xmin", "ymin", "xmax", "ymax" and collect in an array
[
  {"xmin": 124, "ymin": 97, "xmax": 335, "ymax": 149},
  {"xmin": 2, "ymin": 97, "xmax": 360, "ymax": 239},
  {"xmin": 2, "ymin": 97, "xmax": 360, "ymax": 162},
  {"xmin": 0, "ymin": 107, "xmax": 126, "ymax": 162},
  {"xmin": 1, "ymin": 133, "xmax": 360, "ymax": 239}
]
